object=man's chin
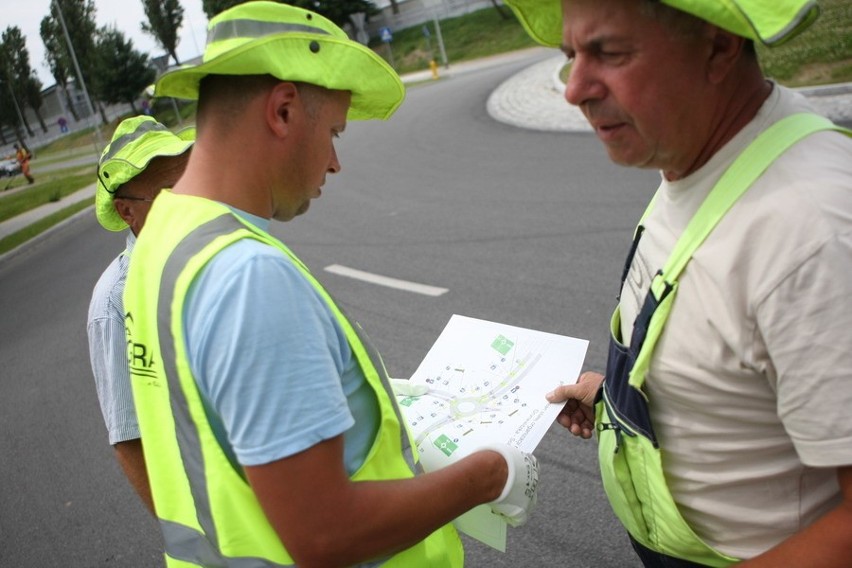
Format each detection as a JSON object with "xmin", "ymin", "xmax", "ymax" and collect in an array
[
  {"xmin": 604, "ymin": 146, "xmax": 655, "ymax": 171},
  {"xmin": 272, "ymin": 201, "xmax": 311, "ymax": 222}
]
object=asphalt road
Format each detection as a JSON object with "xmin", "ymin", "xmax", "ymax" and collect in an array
[{"xmin": 0, "ymin": 51, "xmax": 658, "ymax": 567}]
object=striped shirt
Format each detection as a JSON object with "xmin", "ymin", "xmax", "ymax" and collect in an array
[{"xmin": 87, "ymin": 233, "xmax": 139, "ymax": 444}]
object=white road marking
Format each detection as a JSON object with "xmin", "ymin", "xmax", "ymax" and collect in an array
[{"xmin": 324, "ymin": 264, "xmax": 448, "ymax": 297}]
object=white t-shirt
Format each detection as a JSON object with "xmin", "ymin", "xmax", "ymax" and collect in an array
[{"xmin": 619, "ymin": 85, "xmax": 852, "ymax": 558}]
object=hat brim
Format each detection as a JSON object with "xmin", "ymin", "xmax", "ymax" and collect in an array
[
  {"xmin": 504, "ymin": 0, "xmax": 820, "ymax": 48},
  {"xmin": 96, "ymin": 136, "xmax": 193, "ymax": 232},
  {"xmin": 155, "ymin": 34, "xmax": 405, "ymax": 121},
  {"xmin": 504, "ymin": 0, "xmax": 562, "ymax": 48}
]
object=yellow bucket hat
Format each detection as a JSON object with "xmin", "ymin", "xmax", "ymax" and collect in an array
[
  {"xmin": 504, "ymin": 0, "xmax": 820, "ymax": 48},
  {"xmin": 154, "ymin": 1, "xmax": 405, "ymax": 121},
  {"xmin": 96, "ymin": 116, "xmax": 194, "ymax": 232}
]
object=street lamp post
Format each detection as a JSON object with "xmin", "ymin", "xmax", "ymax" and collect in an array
[{"xmin": 423, "ymin": 0, "xmax": 449, "ymax": 68}]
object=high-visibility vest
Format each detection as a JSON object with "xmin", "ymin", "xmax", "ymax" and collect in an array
[
  {"xmin": 124, "ymin": 191, "xmax": 464, "ymax": 567},
  {"xmin": 597, "ymin": 114, "xmax": 852, "ymax": 566}
]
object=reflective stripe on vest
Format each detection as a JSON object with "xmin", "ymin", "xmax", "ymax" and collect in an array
[
  {"xmin": 596, "ymin": 114, "xmax": 851, "ymax": 566},
  {"xmin": 124, "ymin": 193, "xmax": 463, "ymax": 567}
]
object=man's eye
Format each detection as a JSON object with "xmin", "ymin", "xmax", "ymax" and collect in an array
[{"xmin": 599, "ymin": 51, "xmax": 628, "ymax": 63}]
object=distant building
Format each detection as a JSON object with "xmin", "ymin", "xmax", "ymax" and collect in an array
[
  {"xmin": 39, "ymin": 82, "xmax": 90, "ymax": 122},
  {"xmin": 2, "ymin": 79, "xmax": 145, "ymax": 150}
]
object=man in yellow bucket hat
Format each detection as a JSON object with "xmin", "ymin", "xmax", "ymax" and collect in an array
[
  {"xmin": 87, "ymin": 115, "xmax": 192, "ymax": 516},
  {"xmin": 503, "ymin": 0, "xmax": 852, "ymax": 565},
  {"xmin": 123, "ymin": 3, "xmax": 539, "ymax": 566}
]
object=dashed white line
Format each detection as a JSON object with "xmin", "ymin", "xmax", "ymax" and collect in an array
[{"xmin": 324, "ymin": 264, "xmax": 448, "ymax": 297}]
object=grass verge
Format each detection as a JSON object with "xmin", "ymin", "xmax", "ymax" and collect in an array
[
  {"xmin": 0, "ymin": 167, "xmax": 94, "ymax": 223},
  {"xmin": 756, "ymin": 0, "xmax": 852, "ymax": 86},
  {"xmin": 0, "ymin": 197, "xmax": 94, "ymax": 256},
  {"xmin": 370, "ymin": 8, "xmax": 537, "ymax": 76},
  {"xmin": 31, "ymin": 146, "xmax": 99, "ymax": 169},
  {"xmin": 34, "ymin": 122, "xmax": 121, "ymax": 162}
]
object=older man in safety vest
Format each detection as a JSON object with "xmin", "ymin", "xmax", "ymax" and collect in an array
[{"xmin": 505, "ymin": 0, "xmax": 852, "ymax": 566}]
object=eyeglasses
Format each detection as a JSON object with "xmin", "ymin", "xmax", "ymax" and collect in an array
[{"xmin": 115, "ymin": 195, "xmax": 154, "ymax": 202}]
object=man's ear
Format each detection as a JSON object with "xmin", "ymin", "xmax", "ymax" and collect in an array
[
  {"xmin": 706, "ymin": 26, "xmax": 746, "ymax": 84},
  {"xmin": 266, "ymin": 81, "xmax": 300, "ymax": 139},
  {"xmin": 113, "ymin": 199, "xmax": 135, "ymax": 227}
]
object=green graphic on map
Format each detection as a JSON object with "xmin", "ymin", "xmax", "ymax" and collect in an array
[
  {"xmin": 491, "ymin": 335, "xmax": 514, "ymax": 356},
  {"xmin": 434, "ymin": 434, "xmax": 458, "ymax": 457}
]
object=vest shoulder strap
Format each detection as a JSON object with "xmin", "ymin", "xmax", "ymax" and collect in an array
[
  {"xmin": 631, "ymin": 113, "xmax": 846, "ymax": 383},
  {"xmin": 649, "ymin": 113, "xmax": 846, "ymax": 293}
]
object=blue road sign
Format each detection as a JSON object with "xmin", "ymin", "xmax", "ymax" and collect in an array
[{"xmin": 379, "ymin": 26, "xmax": 393, "ymax": 43}]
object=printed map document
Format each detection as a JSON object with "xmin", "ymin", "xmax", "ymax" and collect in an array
[{"xmin": 396, "ymin": 314, "xmax": 589, "ymax": 551}]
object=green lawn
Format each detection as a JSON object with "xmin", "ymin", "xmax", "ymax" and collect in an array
[
  {"xmin": 756, "ymin": 0, "xmax": 852, "ymax": 86},
  {"xmin": 0, "ymin": 166, "xmax": 94, "ymax": 223},
  {"xmin": 371, "ymin": 7, "xmax": 538, "ymax": 76}
]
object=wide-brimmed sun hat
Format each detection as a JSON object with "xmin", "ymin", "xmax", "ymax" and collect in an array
[
  {"xmin": 96, "ymin": 116, "xmax": 194, "ymax": 232},
  {"xmin": 504, "ymin": 0, "xmax": 820, "ymax": 48},
  {"xmin": 154, "ymin": 1, "xmax": 405, "ymax": 121}
]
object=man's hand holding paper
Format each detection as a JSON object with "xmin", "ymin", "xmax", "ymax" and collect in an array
[{"xmin": 417, "ymin": 441, "xmax": 540, "ymax": 527}]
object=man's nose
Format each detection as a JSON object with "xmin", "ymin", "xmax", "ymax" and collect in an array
[
  {"xmin": 563, "ymin": 58, "xmax": 604, "ymax": 108},
  {"xmin": 328, "ymin": 145, "xmax": 341, "ymax": 174}
]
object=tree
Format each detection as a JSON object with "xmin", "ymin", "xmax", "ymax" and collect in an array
[
  {"xmin": 41, "ymin": 0, "xmax": 102, "ymax": 123},
  {"xmin": 141, "ymin": 0, "xmax": 184, "ymax": 65},
  {"xmin": 201, "ymin": 0, "xmax": 245, "ymax": 19},
  {"xmin": 202, "ymin": 1, "xmax": 380, "ymax": 29},
  {"xmin": 489, "ymin": 0, "xmax": 511, "ymax": 20},
  {"xmin": 25, "ymin": 76, "xmax": 48, "ymax": 134},
  {"xmin": 284, "ymin": 1, "xmax": 379, "ymax": 28},
  {"xmin": 93, "ymin": 27, "xmax": 156, "ymax": 114},
  {"xmin": 1, "ymin": 27, "xmax": 37, "ymax": 136},
  {"xmin": 40, "ymin": 15, "xmax": 80, "ymax": 121},
  {"xmin": 0, "ymin": 74, "xmax": 26, "ymax": 142}
]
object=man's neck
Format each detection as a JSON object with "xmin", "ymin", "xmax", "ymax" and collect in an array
[
  {"xmin": 172, "ymin": 135, "xmax": 273, "ymax": 220},
  {"xmin": 664, "ymin": 70, "xmax": 772, "ymax": 182}
]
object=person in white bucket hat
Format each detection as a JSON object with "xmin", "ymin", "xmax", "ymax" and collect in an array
[
  {"xmin": 87, "ymin": 115, "xmax": 192, "ymax": 515},
  {"xmin": 504, "ymin": 0, "xmax": 852, "ymax": 565},
  {"xmin": 124, "ymin": 3, "xmax": 540, "ymax": 566}
]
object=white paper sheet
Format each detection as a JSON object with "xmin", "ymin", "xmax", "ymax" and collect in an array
[{"xmin": 397, "ymin": 314, "xmax": 589, "ymax": 551}]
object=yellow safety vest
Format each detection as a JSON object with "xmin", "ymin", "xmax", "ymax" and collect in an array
[
  {"xmin": 597, "ymin": 114, "xmax": 851, "ymax": 566},
  {"xmin": 124, "ymin": 191, "xmax": 463, "ymax": 567}
]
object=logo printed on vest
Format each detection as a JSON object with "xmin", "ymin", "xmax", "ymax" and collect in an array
[{"xmin": 125, "ymin": 311, "xmax": 159, "ymax": 386}]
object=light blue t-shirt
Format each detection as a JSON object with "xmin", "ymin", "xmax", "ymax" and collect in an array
[{"xmin": 183, "ymin": 209, "xmax": 379, "ymax": 473}]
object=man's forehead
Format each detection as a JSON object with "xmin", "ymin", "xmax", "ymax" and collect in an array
[{"xmin": 561, "ymin": 0, "xmax": 650, "ymax": 44}]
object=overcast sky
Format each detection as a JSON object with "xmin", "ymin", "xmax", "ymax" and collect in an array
[{"xmin": 8, "ymin": 0, "xmax": 211, "ymax": 87}]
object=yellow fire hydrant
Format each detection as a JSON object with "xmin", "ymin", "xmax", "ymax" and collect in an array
[{"xmin": 429, "ymin": 59, "xmax": 439, "ymax": 80}]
